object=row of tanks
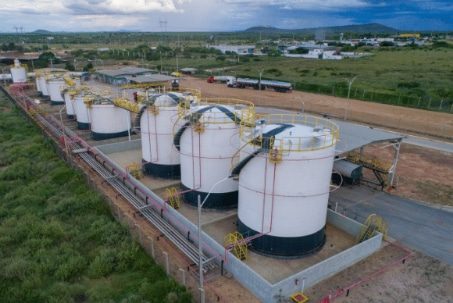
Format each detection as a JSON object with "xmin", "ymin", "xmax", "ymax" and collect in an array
[
  {"xmin": 136, "ymin": 90, "xmax": 339, "ymax": 257},
  {"xmin": 35, "ymin": 72, "xmax": 132, "ymax": 140},
  {"xmin": 31, "ymin": 72, "xmax": 339, "ymax": 257}
]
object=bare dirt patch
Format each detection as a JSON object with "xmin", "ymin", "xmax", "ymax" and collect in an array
[
  {"xmin": 305, "ymin": 242, "xmax": 453, "ymax": 303},
  {"xmin": 182, "ymin": 77, "xmax": 453, "ymax": 140},
  {"xmin": 365, "ymin": 143, "xmax": 453, "ymax": 206}
]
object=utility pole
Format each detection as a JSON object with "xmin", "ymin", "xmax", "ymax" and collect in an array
[
  {"xmin": 259, "ymin": 69, "xmax": 264, "ymax": 91},
  {"xmin": 160, "ymin": 51, "xmax": 163, "ymax": 74},
  {"xmin": 344, "ymin": 76, "xmax": 358, "ymax": 120}
]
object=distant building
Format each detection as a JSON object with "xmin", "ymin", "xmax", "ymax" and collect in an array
[
  {"xmin": 124, "ymin": 74, "xmax": 177, "ymax": 86},
  {"xmin": 377, "ymin": 38, "xmax": 395, "ymax": 43},
  {"xmin": 210, "ymin": 44, "xmax": 255, "ymax": 55},
  {"xmin": 180, "ymin": 67, "xmax": 198, "ymax": 75},
  {"xmin": 322, "ymin": 51, "xmax": 343, "ymax": 60},
  {"xmin": 95, "ymin": 67, "xmax": 156, "ymax": 85},
  {"xmin": 399, "ymin": 33, "xmax": 421, "ymax": 39}
]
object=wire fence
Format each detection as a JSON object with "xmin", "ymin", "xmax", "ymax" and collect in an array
[{"xmin": 293, "ymin": 82, "xmax": 453, "ymax": 113}]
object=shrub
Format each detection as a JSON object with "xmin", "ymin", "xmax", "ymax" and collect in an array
[{"xmin": 397, "ymin": 81, "xmax": 420, "ymax": 89}]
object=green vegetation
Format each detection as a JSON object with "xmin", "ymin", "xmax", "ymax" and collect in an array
[
  {"xmin": 0, "ymin": 91, "xmax": 190, "ymax": 303},
  {"xmin": 1, "ymin": 30, "xmax": 452, "ymax": 112},
  {"xmin": 69, "ymin": 45, "xmax": 453, "ymax": 112},
  {"xmin": 227, "ymin": 47, "xmax": 453, "ymax": 112}
]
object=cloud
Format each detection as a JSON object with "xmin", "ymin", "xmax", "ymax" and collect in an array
[
  {"xmin": 0, "ymin": 0, "xmax": 451, "ymax": 32},
  {"xmin": 0, "ymin": 0, "xmax": 66, "ymax": 15},
  {"xmin": 0, "ymin": 0, "xmax": 190, "ymax": 15},
  {"xmin": 223, "ymin": 0, "xmax": 371, "ymax": 10},
  {"xmin": 64, "ymin": 0, "xmax": 190, "ymax": 15}
]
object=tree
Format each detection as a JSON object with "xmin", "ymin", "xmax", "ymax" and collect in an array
[
  {"xmin": 34, "ymin": 52, "xmax": 58, "ymax": 68},
  {"xmin": 83, "ymin": 62, "xmax": 94, "ymax": 72},
  {"xmin": 65, "ymin": 62, "xmax": 75, "ymax": 71}
]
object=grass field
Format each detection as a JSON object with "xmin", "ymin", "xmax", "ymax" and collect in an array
[
  {"xmin": 149, "ymin": 47, "xmax": 453, "ymax": 112},
  {"xmin": 0, "ymin": 91, "xmax": 190, "ymax": 303}
]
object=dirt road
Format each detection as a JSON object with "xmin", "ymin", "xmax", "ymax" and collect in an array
[{"xmin": 181, "ymin": 77, "xmax": 453, "ymax": 140}]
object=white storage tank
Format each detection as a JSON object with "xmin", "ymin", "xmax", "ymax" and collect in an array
[
  {"xmin": 39, "ymin": 74, "xmax": 49, "ymax": 98},
  {"xmin": 89, "ymin": 99, "xmax": 131, "ymax": 140},
  {"xmin": 35, "ymin": 72, "xmax": 42, "ymax": 93},
  {"xmin": 61, "ymin": 76, "xmax": 81, "ymax": 118},
  {"xmin": 48, "ymin": 78, "xmax": 66, "ymax": 105},
  {"xmin": 63, "ymin": 90, "xmax": 75, "ymax": 119},
  {"xmin": 233, "ymin": 115, "xmax": 338, "ymax": 257},
  {"xmin": 174, "ymin": 101, "xmax": 255, "ymax": 209},
  {"xmin": 140, "ymin": 93, "xmax": 192, "ymax": 178},
  {"xmin": 73, "ymin": 93, "xmax": 91, "ymax": 130},
  {"xmin": 10, "ymin": 59, "xmax": 27, "ymax": 83}
]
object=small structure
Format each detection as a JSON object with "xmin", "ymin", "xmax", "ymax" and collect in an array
[
  {"xmin": 95, "ymin": 67, "xmax": 155, "ymax": 85},
  {"xmin": 125, "ymin": 74, "xmax": 177, "ymax": 86},
  {"xmin": 10, "ymin": 59, "xmax": 27, "ymax": 83},
  {"xmin": 180, "ymin": 68, "xmax": 198, "ymax": 75},
  {"xmin": 210, "ymin": 44, "xmax": 255, "ymax": 55}
]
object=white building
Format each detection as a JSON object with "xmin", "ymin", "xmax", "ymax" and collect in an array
[{"xmin": 210, "ymin": 44, "xmax": 255, "ymax": 55}]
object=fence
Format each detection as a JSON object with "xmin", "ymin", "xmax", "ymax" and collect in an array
[
  {"xmin": 293, "ymin": 82, "xmax": 453, "ymax": 113},
  {"xmin": 230, "ymin": 74, "xmax": 453, "ymax": 114}
]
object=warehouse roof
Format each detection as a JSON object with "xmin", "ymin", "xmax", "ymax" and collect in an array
[
  {"xmin": 124, "ymin": 74, "xmax": 177, "ymax": 83},
  {"xmin": 96, "ymin": 67, "xmax": 154, "ymax": 78},
  {"xmin": 333, "ymin": 119, "xmax": 404, "ymax": 156}
]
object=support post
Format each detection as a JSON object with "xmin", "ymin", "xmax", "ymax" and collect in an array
[
  {"xmin": 197, "ymin": 195, "xmax": 204, "ymax": 299},
  {"xmin": 388, "ymin": 139, "xmax": 402, "ymax": 188},
  {"xmin": 199, "ymin": 287, "xmax": 205, "ymax": 303},
  {"xmin": 150, "ymin": 238, "xmax": 155, "ymax": 258},
  {"xmin": 359, "ymin": 146, "xmax": 364, "ymax": 161},
  {"xmin": 179, "ymin": 268, "xmax": 186, "ymax": 286},
  {"xmin": 163, "ymin": 251, "xmax": 169, "ymax": 275},
  {"xmin": 136, "ymin": 224, "xmax": 142, "ymax": 244}
]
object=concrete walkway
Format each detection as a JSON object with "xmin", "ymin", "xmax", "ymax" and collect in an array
[{"xmin": 331, "ymin": 186, "xmax": 453, "ymax": 265}]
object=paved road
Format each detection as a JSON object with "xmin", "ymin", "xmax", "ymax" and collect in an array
[
  {"xmin": 331, "ymin": 186, "xmax": 453, "ymax": 265},
  {"xmin": 256, "ymin": 106, "xmax": 453, "ymax": 154}
]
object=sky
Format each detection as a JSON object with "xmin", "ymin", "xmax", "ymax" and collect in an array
[{"xmin": 0, "ymin": 0, "xmax": 452, "ymax": 32}]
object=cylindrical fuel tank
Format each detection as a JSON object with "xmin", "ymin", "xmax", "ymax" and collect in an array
[
  {"xmin": 235, "ymin": 117, "xmax": 338, "ymax": 257},
  {"xmin": 89, "ymin": 104, "xmax": 131, "ymax": 140},
  {"xmin": 73, "ymin": 94, "xmax": 91, "ymax": 129},
  {"xmin": 63, "ymin": 91, "xmax": 75, "ymax": 119},
  {"xmin": 39, "ymin": 75, "xmax": 49, "ymax": 97},
  {"xmin": 10, "ymin": 59, "xmax": 27, "ymax": 83},
  {"xmin": 140, "ymin": 93, "xmax": 186, "ymax": 179},
  {"xmin": 176, "ymin": 104, "xmax": 245, "ymax": 209},
  {"xmin": 48, "ymin": 79, "xmax": 65, "ymax": 105},
  {"xmin": 35, "ymin": 75, "xmax": 41, "ymax": 93}
]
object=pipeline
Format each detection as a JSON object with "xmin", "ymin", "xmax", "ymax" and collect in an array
[
  {"xmin": 318, "ymin": 240, "xmax": 414, "ymax": 303},
  {"xmin": 3, "ymin": 84, "xmax": 218, "ymax": 272}
]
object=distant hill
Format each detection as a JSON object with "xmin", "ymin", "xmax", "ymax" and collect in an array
[
  {"xmin": 31, "ymin": 29, "xmax": 52, "ymax": 34},
  {"xmin": 245, "ymin": 23, "xmax": 399, "ymax": 34}
]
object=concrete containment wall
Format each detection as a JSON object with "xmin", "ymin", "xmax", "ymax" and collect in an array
[
  {"xmin": 96, "ymin": 141, "xmax": 274, "ymax": 302},
  {"xmin": 269, "ymin": 210, "xmax": 382, "ymax": 302},
  {"xmin": 96, "ymin": 141, "xmax": 382, "ymax": 303}
]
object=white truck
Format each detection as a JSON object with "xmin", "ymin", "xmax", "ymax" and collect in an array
[{"xmin": 226, "ymin": 77, "xmax": 292, "ymax": 93}]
